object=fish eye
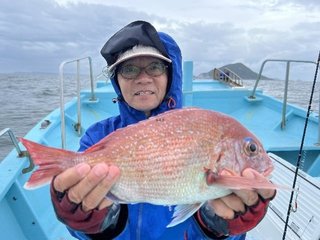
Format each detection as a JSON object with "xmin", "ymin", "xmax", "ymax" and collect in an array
[
  {"xmin": 243, "ymin": 137, "xmax": 259, "ymax": 156},
  {"xmin": 249, "ymin": 143, "xmax": 257, "ymax": 152}
]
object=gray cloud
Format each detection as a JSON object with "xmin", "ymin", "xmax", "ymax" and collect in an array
[
  {"xmin": 0, "ymin": 0, "xmax": 155, "ymax": 72},
  {"xmin": 0, "ymin": 0, "xmax": 319, "ymax": 80}
]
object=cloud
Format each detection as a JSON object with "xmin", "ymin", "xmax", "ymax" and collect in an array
[
  {"xmin": 0, "ymin": 0, "xmax": 153, "ymax": 72},
  {"xmin": 0, "ymin": 0, "xmax": 319, "ymax": 80}
]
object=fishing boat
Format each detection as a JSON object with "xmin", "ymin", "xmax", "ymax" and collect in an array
[{"xmin": 0, "ymin": 56, "xmax": 319, "ymax": 240}]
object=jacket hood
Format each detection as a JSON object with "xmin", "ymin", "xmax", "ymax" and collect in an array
[{"xmin": 110, "ymin": 32, "xmax": 183, "ymax": 127}]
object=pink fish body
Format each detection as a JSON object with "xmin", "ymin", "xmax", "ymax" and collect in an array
[{"xmin": 21, "ymin": 108, "xmax": 274, "ymax": 226}]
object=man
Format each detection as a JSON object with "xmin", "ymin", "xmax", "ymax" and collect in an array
[{"xmin": 51, "ymin": 20, "xmax": 275, "ymax": 239}]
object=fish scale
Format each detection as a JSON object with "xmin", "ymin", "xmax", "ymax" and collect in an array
[{"xmin": 88, "ymin": 110, "xmax": 248, "ymax": 204}]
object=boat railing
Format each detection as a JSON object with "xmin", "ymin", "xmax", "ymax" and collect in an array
[
  {"xmin": 59, "ymin": 56, "xmax": 97, "ymax": 149},
  {"xmin": 213, "ymin": 67, "xmax": 243, "ymax": 87},
  {"xmin": 0, "ymin": 128, "xmax": 33, "ymax": 173},
  {"xmin": 248, "ymin": 59, "xmax": 319, "ymax": 143}
]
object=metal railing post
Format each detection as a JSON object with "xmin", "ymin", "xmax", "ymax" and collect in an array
[
  {"xmin": 0, "ymin": 128, "xmax": 23, "ymax": 157},
  {"xmin": 281, "ymin": 61, "xmax": 290, "ymax": 129},
  {"xmin": 89, "ymin": 57, "xmax": 96, "ymax": 101},
  {"xmin": 59, "ymin": 56, "xmax": 96, "ymax": 149},
  {"xmin": 0, "ymin": 128, "xmax": 34, "ymax": 173},
  {"xmin": 249, "ymin": 60, "xmax": 267, "ymax": 99},
  {"xmin": 76, "ymin": 60, "xmax": 81, "ymax": 136}
]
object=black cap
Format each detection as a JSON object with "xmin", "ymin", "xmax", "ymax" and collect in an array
[{"xmin": 100, "ymin": 20, "xmax": 170, "ymax": 67}]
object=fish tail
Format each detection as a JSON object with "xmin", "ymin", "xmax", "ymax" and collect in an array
[{"xmin": 20, "ymin": 138, "xmax": 78, "ymax": 189}]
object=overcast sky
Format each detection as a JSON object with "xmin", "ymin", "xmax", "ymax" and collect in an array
[{"xmin": 0, "ymin": 0, "xmax": 319, "ymax": 79}]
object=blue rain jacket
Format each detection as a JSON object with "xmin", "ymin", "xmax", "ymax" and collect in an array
[{"xmin": 69, "ymin": 32, "xmax": 246, "ymax": 240}]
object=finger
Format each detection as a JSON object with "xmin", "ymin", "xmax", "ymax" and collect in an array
[
  {"xmin": 98, "ymin": 198, "xmax": 114, "ymax": 210},
  {"xmin": 242, "ymin": 168, "xmax": 276, "ymax": 200},
  {"xmin": 218, "ymin": 169, "xmax": 259, "ymax": 207},
  {"xmin": 82, "ymin": 165, "xmax": 121, "ymax": 212},
  {"xmin": 53, "ymin": 163, "xmax": 91, "ymax": 192},
  {"xmin": 67, "ymin": 163, "xmax": 110, "ymax": 204},
  {"xmin": 257, "ymin": 188, "xmax": 276, "ymax": 200},
  {"xmin": 207, "ymin": 198, "xmax": 235, "ymax": 219},
  {"xmin": 219, "ymin": 194, "xmax": 246, "ymax": 213},
  {"xmin": 232, "ymin": 189, "xmax": 259, "ymax": 207}
]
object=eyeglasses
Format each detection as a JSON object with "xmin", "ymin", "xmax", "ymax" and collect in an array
[{"xmin": 118, "ymin": 62, "xmax": 168, "ymax": 79}]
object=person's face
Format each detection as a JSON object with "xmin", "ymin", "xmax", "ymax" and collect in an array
[{"xmin": 117, "ymin": 57, "xmax": 168, "ymax": 117}]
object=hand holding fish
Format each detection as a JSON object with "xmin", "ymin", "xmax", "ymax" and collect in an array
[
  {"xmin": 53, "ymin": 163, "xmax": 120, "ymax": 211},
  {"xmin": 208, "ymin": 168, "xmax": 275, "ymax": 219},
  {"xmin": 50, "ymin": 163, "xmax": 121, "ymax": 234},
  {"xmin": 197, "ymin": 168, "xmax": 276, "ymax": 236}
]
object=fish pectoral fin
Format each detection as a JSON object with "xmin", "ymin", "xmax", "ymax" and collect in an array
[
  {"xmin": 167, "ymin": 203, "xmax": 204, "ymax": 228},
  {"xmin": 213, "ymin": 175, "xmax": 280, "ymax": 190}
]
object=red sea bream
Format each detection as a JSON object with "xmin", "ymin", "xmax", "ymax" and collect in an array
[{"xmin": 20, "ymin": 108, "xmax": 275, "ymax": 226}]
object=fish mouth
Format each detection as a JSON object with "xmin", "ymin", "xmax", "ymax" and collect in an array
[{"xmin": 134, "ymin": 90, "xmax": 155, "ymax": 96}]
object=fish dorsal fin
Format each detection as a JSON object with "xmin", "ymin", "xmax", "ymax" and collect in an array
[
  {"xmin": 167, "ymin": 203, "xmax": 204, "ymax": 228},
  {"xmin": 84, "ymin": 137, "xmax": 111, "ymax": 153},
  {"xmin": 84, "ymin": 127, "xmax": 128, "ymax": 154}
]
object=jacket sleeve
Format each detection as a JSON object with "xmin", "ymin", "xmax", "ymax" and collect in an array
[{"xmin": 50, "ymin": 177, "xmax": 129, "ymax": 239}]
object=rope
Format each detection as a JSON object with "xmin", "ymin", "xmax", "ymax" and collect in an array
[{"xmin": 282, "ymin": 51, "xmax": 320, "ymax": 239}]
